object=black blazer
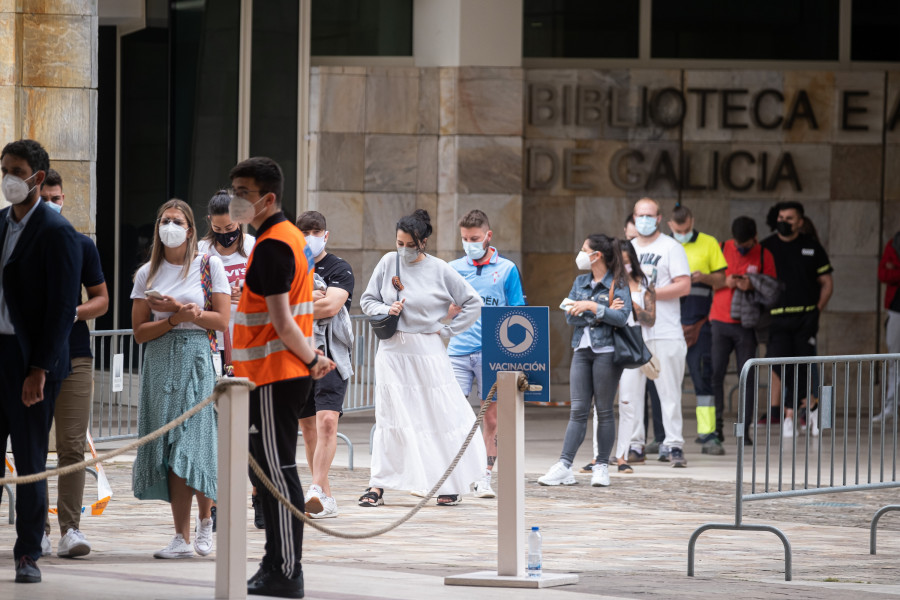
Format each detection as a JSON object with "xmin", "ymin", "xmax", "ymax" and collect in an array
[{"xmin": 0, "ymin": 201, "xmax": 82, "ymax": 382}]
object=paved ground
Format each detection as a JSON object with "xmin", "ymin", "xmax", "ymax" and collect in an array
[{"xmin": 2, "ymin": 405, "xmax": 900, "ymax": 599}]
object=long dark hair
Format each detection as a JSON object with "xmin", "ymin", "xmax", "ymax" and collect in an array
[
  {"xmin": 586, "ymin": 234, "xmax": 627, "ymax": 287},
  {"xmin": 202, "ymin": 190, "xmax": 247, "ymax": 257},
  {"xmin": 619, "ymin": 239, "xmax": 649, "ymax": 289},
  {"xmin": 397, "ymin": 209, "xmax": 433, "ymax": 251}
]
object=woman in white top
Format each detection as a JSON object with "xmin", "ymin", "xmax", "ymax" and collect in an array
[
  {"xmin": 130, "ymin": 199, "xmax": 230, "ymax": 559},
  {"xmin": 359, "ymin": 209, "xmax": 486, "ymax": 507},
  {"xmin": 197, "ymin": 190, "xmax": 256, "ymax": 374},
  {"xmin": 614, "ymin": 239, "xmax": 657, "ymax": 473}
]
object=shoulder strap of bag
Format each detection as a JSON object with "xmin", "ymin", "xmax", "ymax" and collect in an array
[
  {"xmin": 395, "ymin": 251, "xmax": 401, "ymax": 302},
  {"xmin": 199, "ymin": 254, "xmax": 218, "ymax": 353}
]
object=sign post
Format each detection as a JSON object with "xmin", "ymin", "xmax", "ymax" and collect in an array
[{"xmin": 445, "ymin": 307, "xmax": 577, "ymax": 589}]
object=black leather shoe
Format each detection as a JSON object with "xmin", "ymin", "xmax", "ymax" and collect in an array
[
  {"xmin": 248, "ymin": 568, "xmax": 304, "ymax": 598},
  {"xmin": 15, "ymin": 556, "xmax": 41, "ymax": 583},
  {"xmin": 252, "ymin": 494, "xmax": 265, "ymax": 530}
]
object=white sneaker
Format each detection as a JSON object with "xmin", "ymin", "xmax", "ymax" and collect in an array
[
  {"xmin": 591, "ymin": 463, "xmax": 610, "ymax": 487},
  {"xmin": 154, "ymin": 534, "xmax": 194, "ymax": 559},
  {"xmin": 309, "ymin": 496, "xmax": 339, "ymax": 519},
  {"xmin": 783, "ymin": 417, "xmax": 794, "ymax": 438},
  {"xmin": 873, "ymin": 404, "xmax": 894, "ymax": 424},
  {"xmin": 808, "ymin": 409, "xmax": 819, "ymax": 437},
  {"xmin": 537, "ymin": 462, "xmax": 577, "ymax": 486},
  {"xmin": 41, "ymin": 533, "xmax": 51, "ymax": 557},
  {"xmin": 193, "ymin": 517, "xmax": 214, "ymax": 556},
  {"xmin": 473, "ymin": 473, "xmax": 496, "ymax": 498},
  {"xmin": 58, "ymin": 528, "xmax": 91, "ymax": 558},
  {"xmin": 305, "ymin": 484, "xmax": 325, "ymax": 515}
]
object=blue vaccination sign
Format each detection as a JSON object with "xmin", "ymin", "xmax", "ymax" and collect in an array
[{"xmin": 481, "ymin": 306, "xmax": 550, "ymax": 403}]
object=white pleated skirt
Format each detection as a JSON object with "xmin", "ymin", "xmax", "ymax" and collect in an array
[{"xmin": 369, "ymin": 332, "xmax": 487, "ymax": 496}]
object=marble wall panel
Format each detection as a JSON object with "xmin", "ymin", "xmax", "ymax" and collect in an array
[
  {"xmin": 664, "ymin": 198, "xmax": 732, "ymax": 244},
  {"xmin": 449, "ymin": 67, "xmax": 523, "ymax": 136},
  {"xmin": 832, "ymin": 71, "xmax": 885, "ymax": 145},
  {"xmin": 311, "ymin": 192, "xmax": 364, "ymax": 249},
  {"xmin": 21, "ymin": 87, "xmax": 96, "ymax": 161},
  {"xmin": 573, "ymin": 196, "xmax": 638, "ymax": 245},
  {"xmin": 521, "ymin": 196, "xmax": 576, "ymax": 253},
  {"xmin": 0, "ymin": 85, "xmax": 14, "ymax": 147},
  {"xmin": 819, "ymin": 312, "xmax": 878, "ymax": 356},
  {"xmin": 828, "ymin": 201, "xmax": 880, "ymax": 257},
  {"xmin": 22, "ymin": 14, "xmax": 93, "ymax": 88},
  {"xmin": 418, "ymin": 68, "xmax": 439, "ymax": 135},
  {"xmin": 437, "ymin": 135, "xmax": 457, "ymax": 194},
  {"xmin": 314, "ymin": 69, "xmax": 366, "ymax": 133},
  {"xmin": 362, "ymin": 193, "xmax": 416, "ymax": 250},
  {"xmin": 52, "ymin": 159, "xmax": 93, "ymax": 234},
  {"xmin": 0, "ymin": 14, "xmax": 13, "ymax": 86},
  {"xmin": 21, "ymin": 0, "xmax": 95, "ymax": 14},
  {"xmin": 887, "ymin": 72, "xmax": 900, "ymax": 145},
  {"xmin": 364, "ymin": 134, "xmax": 417, "ymax": 193},
  {"xmin": 435, "ymin": 193, "xmax": 458, "ymax": 252},
  {"xmin": 417, "ymin": 136, "xmax": 438, "ymax": 193},
  {"xmin": 305, "ymin": 133, "xmax": 318, "ymax": 190},
  {"xmin": 456, "ymin": 135, "xmax": 522, "ymax": 194},
  {"xmin": 830, "ymin": 144, "xmax": 883, "ymax": 200},
  {"xmin": 365, "ymin": 67, "xmax": 419, "ymax": 134},
  {"xmin": 726, "ymin": 197, "xmax": 787, "ymax": 240},
  {"xmin": 522, "ymin": 252, "xmax": 577, "ymax": 381},
  {"xmin": 682, "ymin": 70, "xmax": 784, "ymax": 143},
  {"xmin": 827, "ymin": 255, "xmax": 879, "ymax": 313},
  {"xmin": 884, "ymin": 144, "xmax": 900, "ymax": 201},
  {"xmin": 455, "ymin": 193, "xmax": 522, "ymax": 253},
  {"xmin": 781, "ymin": 71, "xmax": 836, "ymax": 144},
  {"xmin": 883, "ymin": 201, "xmax": 900, "ymax": 244},
  {"xmin": 438, "ymin": 68, "xmax": 457, "ymax": 136},
  {"xmin": 316, "ymin": 132, "xmax": 364, "ymax": 191}
]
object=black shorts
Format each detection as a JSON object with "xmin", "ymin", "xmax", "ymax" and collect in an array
[{"xmin": 299, "ymin": 368, "xmax": 347, "ymax": 419}]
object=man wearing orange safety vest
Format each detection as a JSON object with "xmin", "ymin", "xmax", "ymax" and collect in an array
[{"xmin": 229, "ymin": 157, "xmax": 335, "ymax": 599}]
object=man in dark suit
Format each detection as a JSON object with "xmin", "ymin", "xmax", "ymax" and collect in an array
[{"xmin": 0, "ymin": 139, "xmax": 82, "ymax": 583}]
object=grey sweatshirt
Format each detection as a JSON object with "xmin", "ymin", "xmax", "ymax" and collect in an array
[{"xmin": 361, "ymin": 252, "xmax": 481, "ymax": 338}]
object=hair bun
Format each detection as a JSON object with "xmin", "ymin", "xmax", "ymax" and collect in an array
[{"xmin": 413, "ymin": 209, "xmax": 432, "ymax": 237}]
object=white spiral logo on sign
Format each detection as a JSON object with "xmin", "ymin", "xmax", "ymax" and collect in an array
[{"xmin": 498, "ymin": 314, "xmax": 535, "ymax": 355}]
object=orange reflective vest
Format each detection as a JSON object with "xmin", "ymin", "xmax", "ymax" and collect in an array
[{"xmin": 232, "ymin": 219, "xmax": 314, "ymax": 386}]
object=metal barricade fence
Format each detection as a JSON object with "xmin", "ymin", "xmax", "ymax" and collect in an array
[{"xmin": 688, "ymin": 353, "xmax": 900, "ymax": 581}]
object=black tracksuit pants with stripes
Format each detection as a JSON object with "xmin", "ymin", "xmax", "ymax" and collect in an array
[{"xmin": 248, "ymin": 376, "xmax": 312, "ymax": 578}]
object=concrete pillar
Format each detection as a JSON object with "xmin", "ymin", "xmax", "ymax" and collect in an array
[
  {"xmin": 414, "ymin": 0, "xmax": 523, "ymax": 68},
  {"xmin": 0, "ymin": 0, "xmax": 98, "ymax": 235}
]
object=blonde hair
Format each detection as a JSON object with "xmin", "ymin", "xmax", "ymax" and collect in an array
[{"xmin": 145, "ymin": 198, "xmax": 198, "ymax": 288}]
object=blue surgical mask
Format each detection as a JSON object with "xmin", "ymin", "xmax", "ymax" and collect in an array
[
  {"xmin": 673, "ymin": 231, "xmax": 693, "ymax": 244},
  {"xmin": 45, "ymin": 201, "xmax": 62, "ymax": 214},
  {"xmin": 634, "ymin": 216, "xmax": 658, "ymax": 236},
  {"xmin": 462, "ymin": 240, "xmax": 488, "ymax": 261}
]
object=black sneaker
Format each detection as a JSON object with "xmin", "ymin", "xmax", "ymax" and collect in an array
[
  {"xmin": 252, "ymin": 494, "xmax": 265, "ymax": 530},
  {"xmin": 248, "ymin": 567, "xmax": 304, "ymax": 598},
  {"xmin": 669, "ymin": 447, "xmax": 687, "ymax": 468},
  {"xmin": 210, "ymin": 506, "xmax": 217, "ymax": 533},
  {"xmin": 15, "ymin": 556, "xmax": 41, "ymax": 583},
  {"xmin": 579, "ymin": 462, "xmax": 596, "ymax": 473}
]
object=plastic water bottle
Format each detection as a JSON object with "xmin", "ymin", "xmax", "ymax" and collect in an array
[{"xmin": 526, "ymin": 526, "xmax": 542, "ymax": 579}]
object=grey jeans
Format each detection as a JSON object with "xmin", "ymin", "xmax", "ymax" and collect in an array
[{"xmin": 560, "ymin": 349, "xmax": 623, "ymax": 467}]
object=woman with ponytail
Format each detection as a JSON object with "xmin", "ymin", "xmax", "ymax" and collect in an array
[
  {"xmin": 359, "ymin": 209, "xmax": 486, "ymax": 507},
  {"xmin": 538, "ymin": 234, "xmax": 632, "ymax": 488}
]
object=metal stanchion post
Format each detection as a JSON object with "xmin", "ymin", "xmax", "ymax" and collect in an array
[{"xmin": 216, "ymin": 380, "xmax": 250, "ymax": 600}]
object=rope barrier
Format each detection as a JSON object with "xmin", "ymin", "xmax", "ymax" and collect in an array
[
  {"xmin": 0, "ymin": 378, "xmax": 255, "ymax": 486},
  {"xmin": 248, "ymin": 372, "xmax": 536, "ymax": 538}
]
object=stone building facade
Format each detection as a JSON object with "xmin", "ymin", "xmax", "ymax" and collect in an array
[{"xmin": 307, "ymin": 65, "xmax": 900, "ymax": 385}]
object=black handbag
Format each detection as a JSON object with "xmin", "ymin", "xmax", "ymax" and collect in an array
[
  {"xmin": 609, "ymin": 281, "xmax": 652, "ymax": 369},
  {"xmin": 369, "ymin": 252, "xmax": 401, "ymax": 340}
]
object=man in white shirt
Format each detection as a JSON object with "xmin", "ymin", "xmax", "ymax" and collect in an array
[{"xmin": 630, "ymin": 198, "xmax": 691, "ymax": 467}]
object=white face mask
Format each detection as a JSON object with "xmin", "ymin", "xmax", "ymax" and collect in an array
[
  {"xmin": 159, "ymin": 222, "xmax": 188, "ymax": 248},
  {"xmin": 305, "ymin": 233, "xmax": 327, "ymax": 257},
  {"xmin": 228, "ymin": 194, "xmax": 266, "ymax": 224},
  {"xmin": 2, "ymin": 173, "xmax": 39, "ymax": 205},
  {"xmin": 575, "ymin": 250, "xmax": 596, "ymax": 270},
  {"xmin": 397, "ymin": 246, "xmax": 420, "ymax": 263},
  {"xmin": 462, "ymin": 239, "xmax": 488, "ymax": 261}
]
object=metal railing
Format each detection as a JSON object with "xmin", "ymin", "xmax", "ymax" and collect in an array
[{"xmin": 687, "ymin": 353, "xmax": 900, "ymax": 581}]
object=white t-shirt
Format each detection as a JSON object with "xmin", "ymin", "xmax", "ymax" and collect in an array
[
  {"xmin": 631, "ymin": 234, "xmax": 690, "ymax": 341},
  {"xmin": 198, "ymin": 236, "xmax": 256, "ymax": 346},
  {"xmin": 131, "ymin": 255, "xmax": 230, "ymax": 331}
]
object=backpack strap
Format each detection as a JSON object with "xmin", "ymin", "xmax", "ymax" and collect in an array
[{"xmin": 199, "ymin": 254, "xmax": 218, "ymax": 354}]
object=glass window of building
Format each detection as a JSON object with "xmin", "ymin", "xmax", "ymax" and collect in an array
[
  {"xmin": 523, "ymin": 0, "xmax": 640, "ymax": 58},
  {"xmin": 852, "ymin": 0, "xmax": 900, "ymax": 62},
  {"xmin": 651, "ymin": 0, "xmax": 839, "ymax": 60},
  {"xmin": 311, "ymin": 0, "xmax": 413, "ymax": 56}
]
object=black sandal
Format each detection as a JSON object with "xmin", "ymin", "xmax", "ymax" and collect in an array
[
  {"xmin": 437, "ymin": 494, "xmax": 461, "ymax": 506},
  {"xmin": 358, "ymin": 487, "xmax": 384, "ymax": 507}
]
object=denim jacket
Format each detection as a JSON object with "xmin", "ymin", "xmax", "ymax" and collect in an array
[{"xmin": 566, "ymin": 271, "xmax": 633, "ymax": 349}]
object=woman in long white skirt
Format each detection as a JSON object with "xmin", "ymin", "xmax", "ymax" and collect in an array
[{"xmin": 360, "ymin": 209, "xmax": 486, "ymax": 506}]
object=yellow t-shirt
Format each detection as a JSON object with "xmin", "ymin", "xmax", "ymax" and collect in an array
[{"xmin": 683, "ymin": 231, "xmax": 728, "ymax": 275}]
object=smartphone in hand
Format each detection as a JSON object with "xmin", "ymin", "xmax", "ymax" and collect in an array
[{"xmin": 145, "ymin": 289, "xmax": 164, "ymax": 299}]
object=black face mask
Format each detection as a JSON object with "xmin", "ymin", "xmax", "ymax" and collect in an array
[
  {"xmin": 214, "ymin": 229, "xmax": 240, "ymax": 248},
  {"xmin": 775, "ymin": 221, "xmax": 793, "ymax": 237}
]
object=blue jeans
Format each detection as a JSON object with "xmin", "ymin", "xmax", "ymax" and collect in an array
[{"xmin": 561, "ymin": 349, "xmax": 623, "ymax": 467}]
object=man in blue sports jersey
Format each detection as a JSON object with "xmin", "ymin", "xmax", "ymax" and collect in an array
[{"xmin": 447, "ymin": 209, "xmax": 526, "ymax": 498}]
